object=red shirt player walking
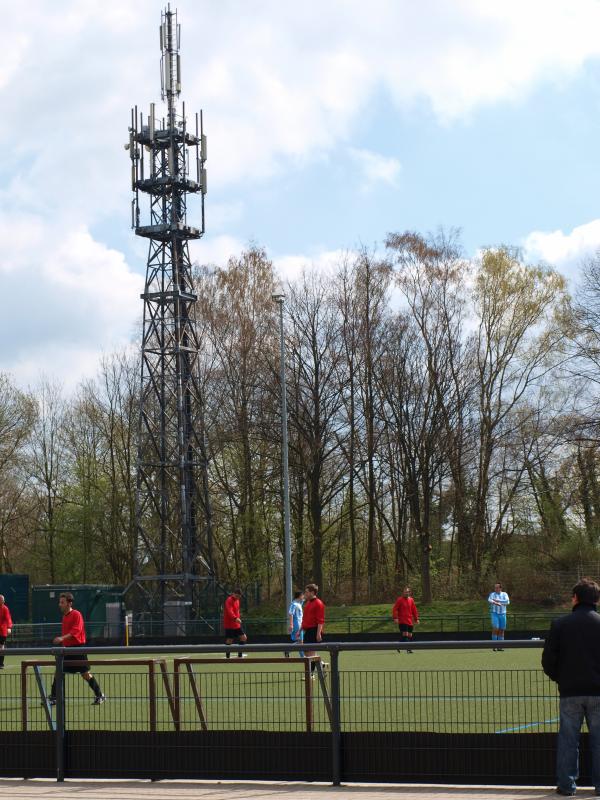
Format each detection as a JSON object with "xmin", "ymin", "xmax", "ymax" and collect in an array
[
  {"xmin": 392, "ymin": 586, "xmax": 419, "ymax": 653},
  {"xmin": 0, "ymin": 595, "xmax": 12, "ymax": 669},
  {"xmin": 49, "ymin": 592, "xmax": 105, "ymax": 705},
  {"xmin": 223, "ymin": 588, "xmax": 247, "ymax": 658}
]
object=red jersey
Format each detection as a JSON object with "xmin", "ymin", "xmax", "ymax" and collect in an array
[
  {"xmin": 302, "ymin": 597, "xmax": 325, "ymax": 630},
  {"xmin": 223, "ymin": 595, "xmax": 241, "ymax": 629},
  {"xmin": 61, "ymin": 608, "xmax": 86, "ymax": 646},
  {"xmin": 0, "ymin": 604, "xmax": 12, "ymax": 637},
  {"xmin": 392, "ymin": 596, "xmax": 419, "ymax": 625}
]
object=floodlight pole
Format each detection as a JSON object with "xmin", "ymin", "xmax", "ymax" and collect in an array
[{"xmin": 273, "ymin": 291, "xmax": 293, "ymax": 612}]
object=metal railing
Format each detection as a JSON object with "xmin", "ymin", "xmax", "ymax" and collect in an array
[
  {"xmin": 0, "ymin": 639, "xmax": 569, "ymax": 787},
  {"xmin": 8, "ymin": 622, "xmax": 124, "ymax": 644},
  {"xmin": 8, "ymin": 611, "xmax": 560, "ymax": 643},
  {"xmin": 215, "ymin": 612, "xmax": 560, "ymax": 635}
]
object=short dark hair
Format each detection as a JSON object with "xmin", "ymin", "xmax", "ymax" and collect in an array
[
  {"xmin": 60, "ymin": 592, "xmax": 74, "ymax": 604},
  {"xmin": 573, "ymin": 578, "xmax": 600, "ymax": 605},
  {"xmin": 305, "ymin": 583, "xmax": 318, "ymax": 595},
  {"xmin": 232, "ymin": 588, "xmax": 242, "ymax": 597},
  {"xmin": 293, "ymin": 590, "xmax": 303, "ymax": 600}
]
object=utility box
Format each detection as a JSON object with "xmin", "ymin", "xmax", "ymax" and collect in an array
[
  {"xmin": 0, "ymin": 574, "xmax": 29, "ymax": 623},
  {"xmin": 163, "ymin": 600, "xmax": 190, "ymax": 637},
  {"xmin": 104, "ymin": 602, "xmax": 124, "ymax": 638},
  {"xmin": 32, "ymin": 584, "xmax": 124, "ymax": 639}
]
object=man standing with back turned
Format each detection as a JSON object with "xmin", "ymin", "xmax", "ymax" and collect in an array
[{"xmin": 542, "ymin": 578, "xmax": 600, "ymax": 796}]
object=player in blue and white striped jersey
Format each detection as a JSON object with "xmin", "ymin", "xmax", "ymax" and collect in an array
[
  {"xmin": 488, "ymin": 582, "xmax": 510, "ymax": 651},
  {"xmin": 288, "ymin": 590, "xmax": 305, "ymax": 658}
]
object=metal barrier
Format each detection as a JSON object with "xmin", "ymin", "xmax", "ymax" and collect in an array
[
  {"xmin": 9, "ymin": 611, "xmax": 561, "ymax": 643},
  {"xmin": 0, "ymin": 640, "xmax": 575, "ymax": 786},
  {"xmin": 19, "ymin": 658, "xmax": 176, "ymax": 732},
  {"xmin": 231, "ymin": 612, "xmax": 561, "ymax": 635}
]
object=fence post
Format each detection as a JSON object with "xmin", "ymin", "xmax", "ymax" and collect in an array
[
  {"xmin": 55, "ymin": 652, "xmax": 65, "ymax": 782},
  {"xmin": 330, "ymin": 647, "xmax": 342, "ymax": 786}
]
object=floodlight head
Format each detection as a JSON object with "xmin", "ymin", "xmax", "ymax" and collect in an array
[{"xmin": 272, "ymin": 284, "xmax": 285, "ymax": 303}]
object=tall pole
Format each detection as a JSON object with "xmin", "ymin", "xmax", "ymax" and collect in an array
[{"xmin": 273, "ymin": 292, "xmax": 293, "ymax": 611}]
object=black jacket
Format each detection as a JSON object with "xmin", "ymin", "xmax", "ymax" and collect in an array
[{"xmin": 542, "ymin": 603, "xmax": 600, "ymax": 696}]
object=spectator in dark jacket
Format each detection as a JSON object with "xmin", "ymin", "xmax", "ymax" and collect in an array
[{"xmin": 542, "ymin": 578, "xmax": 600, "ymax": 796}]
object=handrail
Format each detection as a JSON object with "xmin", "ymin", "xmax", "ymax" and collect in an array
[{"xmin": 0, "ymin": 639, "xmax": 545, "ymax": 656}]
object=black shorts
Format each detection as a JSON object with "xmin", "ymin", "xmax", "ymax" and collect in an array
[
  {"xmin": 0, "ymin": 635, "xmax": 6, "ymax": 646},
  {"xmin": 303, "ymin": 627, "xmax": 320, "ymax": 645},
  {"xmin": 399, "ymin": 624, "xmax": 413, "ymax": 634},
  {"xmin": 224, "ymin": 627, "xmax": 245, "ymax": 640},
  {"xmin": 63, "ymin": 652, "xmax": 90, "ymax": 674}
]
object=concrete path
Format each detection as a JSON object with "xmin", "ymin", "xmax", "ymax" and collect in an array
[{"xmin": 0, "ymin": 780, "xmax": 592, "ymax": 799}]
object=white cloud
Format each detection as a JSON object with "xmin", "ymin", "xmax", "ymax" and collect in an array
[
  {"xmin": 180, "ymin": 0, "xmax": 600, "ymax": 184},
  {"xmin": 190, "ymin": 234, "xmax": 246, "ymax": 268},
  {"xmin": 523, "ymin": 219, "xmax": 600, "ymax": 281},
  {"xmin": 5, "ymin": 0, "xmax": 600, "ymax": 201},
  {"xmin": 348, "ymin": 148, "xmax": 401, "ymax": 188},
  {"xmin": 0, "ymin": 218, "xmax": 142, "ymax": 389},
  {"xmin": 274, "ymin": 249, "xmax": 351, "ymax": 283}
]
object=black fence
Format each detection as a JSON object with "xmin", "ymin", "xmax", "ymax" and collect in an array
[
  {"xmin": 0, "ymin": 640, "xmax": 582, "ymax": 786},
  {"xmin": 9, "ymin": 610, "xmax": 560, "ymax": 647}
]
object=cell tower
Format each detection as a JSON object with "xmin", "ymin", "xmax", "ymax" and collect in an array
[{"xmin": 126, "ymin": 6, "xmax": 215, "ymax": 626}]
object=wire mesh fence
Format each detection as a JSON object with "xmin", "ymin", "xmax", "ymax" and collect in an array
[
  {"xmin": 1, "ymin": 643, "xmax": 559, "ymax": 734},
  {"xmin": 7, "ymin": 609, "xmax": 563, "ymax": 644},
  {"xmin": 340, "ymin": 669, "xmax": 558, "ymax": 733},
  {"xmin": 0, "ymin": 640, "xmax": 574, "ymax": 785}
]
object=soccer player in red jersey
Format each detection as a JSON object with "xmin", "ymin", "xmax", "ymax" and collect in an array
[
  {"xmin": 301, "ymin": 583, "xmax": 325, "ymax": 674},
  {"xmin": 0, "ymin": 595, "xmax": 13, "ymax": 669},
  {"xmin": 223, "ymin": 588, "xmax": 247, "ymax": 658},
  {"xmin": 392, "ymin": 586, "xmax": 419, "ymax": 653},
  {"xmin": 48, "ymin": 592, "xmax": 105, "ymax": 705}
]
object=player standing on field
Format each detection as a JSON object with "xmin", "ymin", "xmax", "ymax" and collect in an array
[
  {"xmin": 488, "ymin": 582, "xmax": 510, "ymax": 650},
  {"xmin": 0, "ymin": 595, "xmax": 12, "ymax": 669},
  {"xmin": 392, "ymin": 586, "xmax": 419, "ymax": 653},
  {"xmin": 49, "ymin": 592, "xmax": 104, "ymax": 705},
  {"xmin": 223, "ymin": 588, "xmax": 247, "ymax": 658},
  {"xmin": 287, "ymin": 590, "xmax": 305, "ymax": 658},
  {"xmin": 301, "ymin": 583, "xmax": 325, "ymax": 674}
]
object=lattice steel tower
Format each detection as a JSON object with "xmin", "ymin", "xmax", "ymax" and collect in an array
[{"xmin": 127, "ymin": 6, "xmax": 214, "ymax": 622}]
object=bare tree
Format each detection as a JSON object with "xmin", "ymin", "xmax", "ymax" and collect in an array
[
  {"xmin": 28, "ymin": 379, "xmax": 68, "ymax": 582},
  {"xmin": 286, "ymin": 271, "xmax": 348, "ymax": 590}
]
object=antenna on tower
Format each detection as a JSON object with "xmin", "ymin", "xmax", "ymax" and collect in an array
[
  {"xmin": 125, "ymin": 7, "xmax": 218, "ymax": 632},
  {"xmin": 160, "ymin": 6, "xmax": 181, "ymax": 111}
]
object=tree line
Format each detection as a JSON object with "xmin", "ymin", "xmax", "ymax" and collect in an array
[{"xmin": 2, "ymin": 230, "xmax": 600, "ymax": 603}]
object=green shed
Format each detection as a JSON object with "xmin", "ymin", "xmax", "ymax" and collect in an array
[
  {"xmin": 32, "ymin": 584, "xmax": 124, "ymax": 638},
  {"xmin": 0, "ymin": 574, "xmax": 29, "ymax": 623}
]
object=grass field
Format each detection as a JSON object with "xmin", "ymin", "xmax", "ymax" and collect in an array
[{"xmin": 0, "ymin": 645, "xmax": 560, "ymax": 736}]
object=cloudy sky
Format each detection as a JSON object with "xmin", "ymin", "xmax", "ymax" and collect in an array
[{"xmin": 3, "ymin": 0, "xmax": 600, "ymax": 388}]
